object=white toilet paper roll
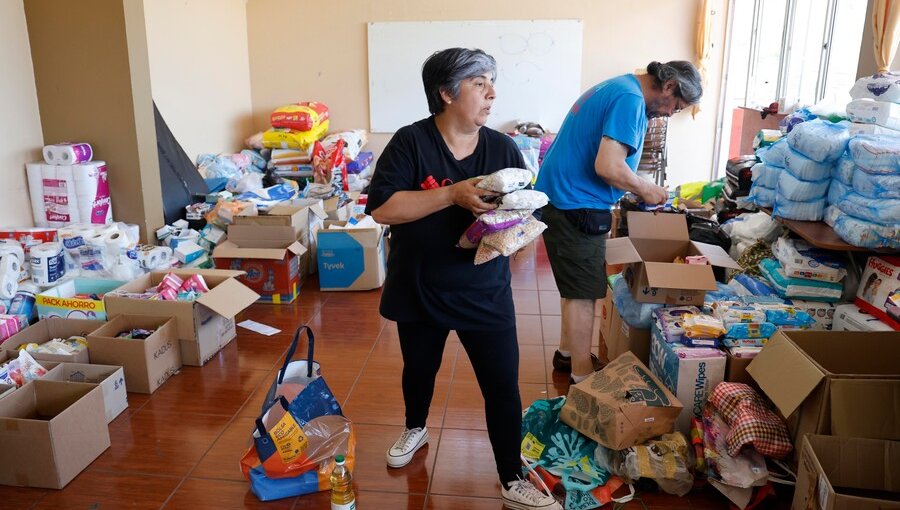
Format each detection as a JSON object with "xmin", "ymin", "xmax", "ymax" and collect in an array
[
  {"xmin": 105, "ymin": 230, "xmax": 131, "ymax": 250},
  {"xmin": 25, "ymin": 163, "xmax": 48, "ymax": 227},
  {"xmin": 0, "ymin": 256, "xmax": 20, "ymax": 300},
  {"xmin": 43, "ymin": 143, "xmax": 93, "ymax": 165},
  {"xmin": 30, "ymin": 242, "xmax": 66, "ymax": 286},
  {"xmin": 136, "ymin": 245, "xmax": 172, "ymax": 270}
]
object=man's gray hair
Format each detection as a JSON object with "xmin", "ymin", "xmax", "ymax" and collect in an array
[
  {"xmin": 422, "ymin": 48, "xmax": 497, "ymax": 115},
  {"xmin": 647, "ymin": 61, "xmax": 703, "ymax": 104}
]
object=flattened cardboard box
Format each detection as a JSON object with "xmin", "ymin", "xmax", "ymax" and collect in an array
[
  {"xmin": 792, "ymin": 435, "xmax": 900, "ymax": 510},
  {"xmin": 748, "ymin": 330, "xmax": 900, "ymax": 448},
  {"xmin": 0, "ymin": 380, "xmax": 110, "ymax": 489},
  {"xmin": 214, "ymin": 225, "xmax": 307, "ymax": 304},
  {"xmin": 87, "ymin": 316, "xmax": 181, "ymax": 394},
  {"xmin": 606, "ymin": 212, "xmax": 739, "ymax": 304},
  {"xmin": 561, "ymin": 351, "xmax": 682, "ymax": 450},
  {"xmin": 41, "ymin": 361, "xmax": 128, "ymax": 423},
  {"xmin": 104, "ymin": 268, "xmax": 258, "ymax": 366},
  {"xmin": 2, "ymin": 318, "xmax": 103, "ymax": 364}
]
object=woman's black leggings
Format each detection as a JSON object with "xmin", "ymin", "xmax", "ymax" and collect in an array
[{"xmin": 397, "ymin": 321, "xmax": 522, "ymax": 486}]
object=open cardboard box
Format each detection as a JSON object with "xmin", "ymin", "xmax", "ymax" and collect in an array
[
  {"xmin": 41, "ymin": 361, "xmax": 128, "ymax": 422},
  {"xmin": 317, "ymin": 221, "xmax": 386, "ymax": 291},
  {"xmin": 748, "ymin": 330, "xmax": 900, "ymax": 450},
  {"xmin": 2, "ymin": 318, "xmax": 103, "ymax": 364},
  {"xmin": 87, "ymin": 315, "xmax": 181, "ymax": 395},
  {"xmin": 606, "ymin": 212, "xmax": 738, "ymax": 304},
  {"xmin": 104, "ymin": 269, "xmax": 259, "ymax": 366},
  {"xmin": 287, "ymin": 198, "xmax": 329, "ymax": 273},
  {"xmin": 214, "ymin": 225, "xmax": 306, "ymax": 304},
  {"xmin": 792, "ymin": 435, "xmax": 900, "ymax": 510},
  {"xmin": 35, "ymin": 278, "xmax": 125, "ymax": 321},
  {"xmin": 0, "ymin": 380, "xmax": 110, "ymax": 489}
]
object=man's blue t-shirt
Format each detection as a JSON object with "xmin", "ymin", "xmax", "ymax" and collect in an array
[{"xmin": 535, "ymin": 74, "xmax": 646, "ymax": 210}]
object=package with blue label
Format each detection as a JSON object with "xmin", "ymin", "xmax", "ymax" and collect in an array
[
  {"xmin": 758, "ymin": 258, "xmax": 843, "ymax": 301},
  {"xmin": 771, "ymin": 238, "xmax": 847, "ymax": 283}
]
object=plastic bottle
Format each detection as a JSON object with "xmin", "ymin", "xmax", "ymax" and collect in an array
[{"xmin": 330, "ymin": 454, "xmax": 356, "ymax": 510}]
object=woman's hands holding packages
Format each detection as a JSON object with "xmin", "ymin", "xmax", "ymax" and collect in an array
[{"xmin": 449, "ymin": 178, "xmax": 500, "ymax": 215}]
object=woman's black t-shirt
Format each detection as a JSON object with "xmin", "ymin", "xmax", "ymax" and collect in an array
[{"xmin": 365, "ymin": 116, "xmax": 527, "ymax": 331}]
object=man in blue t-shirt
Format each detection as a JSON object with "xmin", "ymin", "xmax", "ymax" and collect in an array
[{"xmin": 535, "ymin": 60, "xmax": 702, "ymax": 383}]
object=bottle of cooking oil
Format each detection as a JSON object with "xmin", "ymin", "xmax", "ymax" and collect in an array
[{"xmin": 330, "ymin": 454, "xmax": 356, "ymax": 510}]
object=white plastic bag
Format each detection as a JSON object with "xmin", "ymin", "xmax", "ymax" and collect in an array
[
  {"xmin": 497, "ymin": 189, "xmax": 549, "ymax": 210},
  {"xmin": 785, "ymin": 119, "xmax": 849, "ymax": 163},
  {"xmin": 476, "ymin": 168, "xmax": 534, "ymax": 193},
  {"xmin": 850, "ymin": 72, "xmax": 900, "ymax": 103},
  {"xmin": 776, "ymin": 171, "xmax": 830, "ymax": 201}
]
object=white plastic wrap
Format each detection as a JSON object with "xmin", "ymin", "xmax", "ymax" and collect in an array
[
  {"xmin": 476, "ymin": 168, "xmax": 534, "ymax": 193},
  {"xmin": 776, "ymin": 171, "xmax": 830, "ymax": 201},
  {"xmin": 784, "ymin": 147, "xmax": 833, "ymax": 181},
  {"xmin": 848, "ymin": 135, "xmax": 900, "ymax": 175},
  {"xmin": 835, "ymin": 191, "xmax": 900, "ymax": 226},
  {"xmin": 497, "ymin": 189, "xmax": 549, "ymax": 210},
  {"xmin": 773, "ymin": 194, "xmax": 826, "ymax": 221},
  {"xmin": 846, "ymin": 98, "xmax": 900, "ymax": 131},
  {"xmin": 831, "ymin": 155, "xmax": 854, "ymax": 185},
  {"xmin": 850, "ymin": 72, "xmax": 900, "ymax": 103},
  {"xmin": 785, "ymin": 119, "xmax": 850, "ymax": 163}
]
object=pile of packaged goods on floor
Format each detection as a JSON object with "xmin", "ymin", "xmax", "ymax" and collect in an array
[{"xmin": 455, "ymin": 168, "xmax": 549, "ymax": 264}]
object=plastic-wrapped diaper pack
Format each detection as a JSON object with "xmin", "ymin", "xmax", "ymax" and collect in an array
[
  {"xmin": 852, "ymin": 170, "xmax": 900, "ymax": 199},
  {"xmin": 850, "ymin": 72, "xmax": 900, "ymax": 103},
  {"xmin": 785, "ymin": 119, "xmax": 850, "ymax": 163},
  {"xmin": 747, "ymin": 184, "xmax": 776, "ymax": 208},
  {"xmin": 832, "ymin": 155, "xmax": 854, "ymax": 185},
  {"xmin": 827, "ymin": 179, "xmax": 848, "ymax": 206},
  {"xmin": 783, "ymin": 148, "xmax": 833, "ymax": 181},
  {"xmin": 771, "ymin": 237, "xmax": 847, "ymax": 283},
  {"xmin": 848, "ymin": 135, "xmax": 900, "ymax": 174},
  {"xmin": 653, "ymin": 306, "xmax": 702, "ymax": 344},
  {"xmin": 777, "ymin": 170, "xmax": 830, "ymax": 201},
  {"xmin": 773, "ymin": 194, "xmax": 826, "ymax": 221},
  {"xmin": 751, "ymin": 163, "xmax": 780, "ymax": 188},
  {"xmin": 823, "ymin": 205, "xmax": 842, "ymax": 227},
  {"xmin": 835, "ymin": 191, "xmax": 900, "ymax": 225},
  {"xmin": 834, "ymin": 213, "xmax": 900, "ymax": 250},
  {"xmin": 846, "ymin": 99, "xmax": 900, "ymax": 131},
  {"xmin": 757, "ymin": 258, "xmax": 843, "ymax": 301},
  {"xmin": 785, "ymin": 299, "xmax": 835, "ymax": 331},
  {"xmin": 756, "ymin": 139, "xmax": 789, "ymax": 168}
]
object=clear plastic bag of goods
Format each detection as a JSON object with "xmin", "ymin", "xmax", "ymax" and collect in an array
[
  {"xmin": 771, "ymin": 237, "xmax": 847, "ymax": 283},
  {"xmin": 776, "ymin": 170, "xmax": 830, "ymax": 201},
  {"xmin": 851, "ymin": 169, "xmax": 900, "ymax": 199},
  {"xmin": 476, "ymin": 168, "xmax": 534, "ymax": 193},
  {"xmin": 595, "ymin": 433, "xmax": 695, "ymax": 497},
  {"xmin": 757, "ymin": 258, "xmax": 843, "ymax": 301},
  {"xmin": 497, "ymin": 189, "xmax": 548, "ymax": 210},
  {"xmin": 611, "ymin": 273, "xmax": 662, "ymax": 329},
  {"xmin": 835, "ymin": 191, "xmax": 900, "ymax": 225},
  {"xmin": 751, "ymin": 163, "xmax": 780, "ymax": 188},
  {"xmin": 833, "ymin": 213, "xmax": 900, "ymax": 249},
  {"xmin": 831, "ymin": 155, "xmax": 855, "ymax": 185},
  {"xmin": 785, "ymin": 119, "xmax": 850, "ymax": 163},
  {"xmin": 848, "ymin": 135, "xmax": 900, "ymax": 175},
  {"xmin": 457, "ymin": 210, "xmax": 532, "ymax": 249},
  {"xmin": 721, "ymin": 212, "xmax": 782, "ymax": 245},
  {"xmin": 846, "ymin": 98, "xmax": 900, "ymax": 131},
  {"xmin": 474, "ymin": 215, "xmax": 546, "ymax": 264},
  {"xmin": 850, "ymin": 72, "xmax": 900, "ymax": 103},
  {"xmin": 773, "ymin": 194, "xmax": 826, "ymax": 221},
  {"xmin": 756, "ymin": 139, "xmax": 789, "ymax": 168},
  {"xmin": 746, "ymin": 183, "xmax": 775, "ymax": 208},
  {"xmin": 784, "ymin": 147, "xmax": 833, "ymax": 181},
  {"xmin": 823, "ymin": 204, "xmax": 842, "ymax": 227}
]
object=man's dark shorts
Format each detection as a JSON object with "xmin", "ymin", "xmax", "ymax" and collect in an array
[{"xmin": 540, "ymin": 204, "xmax": 608, "ymax": 300}]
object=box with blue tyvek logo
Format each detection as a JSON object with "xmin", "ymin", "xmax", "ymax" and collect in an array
[{"xmin": 317, "ymin": 220, "xmax": 386, "ymax": 291}]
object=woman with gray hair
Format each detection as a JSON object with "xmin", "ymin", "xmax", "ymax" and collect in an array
[
  {"xmin": 535, "ymin": 60, "xmax": 702, "ymax": 388},
  {"xmin": 365, "ymin": 48, "xmax": 562, "ymax": 510}
]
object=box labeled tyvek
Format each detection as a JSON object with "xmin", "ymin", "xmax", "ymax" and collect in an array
[
  {"xmin": 317, "ymin": 223, "xmax": 386, "ymax": 291},
  {"xmin": 649, "ymin": 322, "xmax": 726, "ymax": 434}
]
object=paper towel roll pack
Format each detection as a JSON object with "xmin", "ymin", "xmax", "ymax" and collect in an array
[
  {"xmin": 26, "ymin": 161, "xmax": 113, "ymax": 227},
  {"xmin": 42, "ymin": 143, "xmax": 93, "ymax": 165}
]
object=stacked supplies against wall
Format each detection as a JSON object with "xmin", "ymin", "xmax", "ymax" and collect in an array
[
  {"xmin": 746, "ymin": 139, "xmax": 788, "ymax": 209},
  {"xmin": 26, "ymin": 142, "xmax": 113, "ymax": 227},
  {"xmin": 456, "ymin": 168, "xmax": 548, "ymax": 264},
  {"xmin": 825, "ymin": 135, "xmax": 900, "ymax": 249},
  {"xmin": 772, "ymin": 119, "xmax": 849, "ymax": 221},
  {"xmin": 262, "ymin": 102, "xmax": 330, "ymax": 151}
]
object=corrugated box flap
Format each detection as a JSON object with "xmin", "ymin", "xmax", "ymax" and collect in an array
[
  {"xmin": 197, "ymin": 277, "xmax": 259, "ymax": 317},
  {"xmin": 166, "ymin": 268, "xmax": 246, "ymax": 279},
  {"xmin": 829, "ymin": 379, "xmax": 900, "ymax": 441},
  {"xmin": 213, "ymin": 241, "xmax": 291, "ymax": 260},
  {"xmin": 228, "ymin": 225, "xmax": 297, "ymax": 245},
  {"xmin": 692, "ymin": 241, "xmax": 741, "ymax": 269},
  {"xmin": 747, "ymin": 332, "xmax": 825, "ymax": 418},
  {"xmin": 605, "ymin": 238, "xmax": 642, "ymax": 265},
  {"xmin": 626, "ymin": 211, "xmax": 689, "ymax": 240},
  {"xmin": 644, "ymin": 262, "xmax": 718, "ymax": 291}
]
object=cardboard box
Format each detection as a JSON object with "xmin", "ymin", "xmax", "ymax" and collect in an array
[
  {"xmin": 317, "ymin": 222, "xmax": 387, "ymax": 291},
  {"xmin": 0, "ymin": 380, "xmax": 110, "ymax": 489},
  {"xmin": 855, "ymin": 256, "xmax": 900, "ymax": 330},
  {"xmin": 597, "ymin": 286, "xmax": 614, "ymax": 347},
  {"xmin": 323, "ymin": 196, "xmax": 354, "ymax": 221},
  {"xmin": 35, "ymin": 278, "xmax": 125, "ymax": 321},
  {"xmin": 747, "ymin": 330, "xmax": 900, "ymax": 447},
  {"xmin": 287, "ymin": 198, "xmax": 329, "ymax": 274},
  {"xmin": 87, "ymin": 315, "xmax": 181, "ymax": 394},
  {"xmin": 606, "ymin": 212, "xmax": 739, "ymax": 304},
  {"xmin": 605, "ymin": 299, "xmax": 652, "ymax": 365},
  {"xmin": 833, "ymin": 303, "xmax": 893, "ymax": 332},
  {"xmin": 41, "ymin": 362, "xmax": 127, "ymax": 422},
  {"xmin": 104, "ymin": 269, "xmax": 258, "ymax": 366},
  {"xmin": 213, "ymin": 225, "xmax": 306, "ymax": 304},
  {"xmin": 561, "ymin": 351, "xmax": 682, "ymax": 450},
  {"xmin": 649, "ymin": 321, "xmax": 726, "ymax": 434},
  {"xmin": 0, "ymin": 384, "xmax": 13, "ymax": 400},
  {"xmin": 792, "ymin": 435, "xmax": 900, "ymax": 510},
  {"xmin": 725, "ymin": 350, "xmax": 757, "ymax": 385},
  {"xmin": 2, "ymin": 318, "xmax": 103, "ymax": 364}
]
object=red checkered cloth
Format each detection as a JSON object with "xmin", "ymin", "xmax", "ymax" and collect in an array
[{"xmin": 708, "ymin": 382, "xmax": 792, "ymax": 459}]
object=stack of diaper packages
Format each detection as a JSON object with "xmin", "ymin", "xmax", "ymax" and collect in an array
[
  {"xmin": 756, "ymin": 237, "xmax": 847, "ymax": 306},
  {"xmin": 747, "ymin": 138, "xmax": 788, "ymax": 209},
  {"xmin": 772, "ymin": 119, "xmax": 849, "ymax": 221},
  {"xmin": 456, "ymin": 168, "xmax": 548, "ymax": 265}
]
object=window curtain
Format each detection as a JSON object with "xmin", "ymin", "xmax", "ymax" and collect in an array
[
  {"xmin": 873, "ymin": 0, "xmax": 900, "ymax": 73},
  {"xmin": 693, "ymin": 0, "xmax": 713, "ymax": 117}
]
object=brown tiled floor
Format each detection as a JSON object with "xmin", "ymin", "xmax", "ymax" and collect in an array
[{"xmin": 1, "ymin": 238, "xmax": 794, "ymax": 509}]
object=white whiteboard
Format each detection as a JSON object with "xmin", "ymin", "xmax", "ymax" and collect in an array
[{"xmin": 367, "ymin": 20, "xmax": 583, "ymax": 133}]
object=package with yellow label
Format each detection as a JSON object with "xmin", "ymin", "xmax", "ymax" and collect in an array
[
  {"xmin": 270, "ymin": 102, "xmax": 329, "ymax": 132},
  {"xmin": 262, "ymin": 122, "xmax": 330, "ymax": 150}
]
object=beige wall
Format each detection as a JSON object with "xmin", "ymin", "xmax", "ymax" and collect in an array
[
  {"xmin": 25, "ymin": 0, "xmax": 164, "ymax": 241},
  {"xmin": 0, "ymin": 0, "xmax": 44, "ymax": 228},
  {"xmin": 857, "ymin": 0, "xmax": 900, "ymax": 77},
  {"xmin": 247, "ymin": 0, "xmax": 728, "ymax": 186},
  {"xmin": 144, "ymin": 0, "xmax": 253, "ymax": 161}
]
